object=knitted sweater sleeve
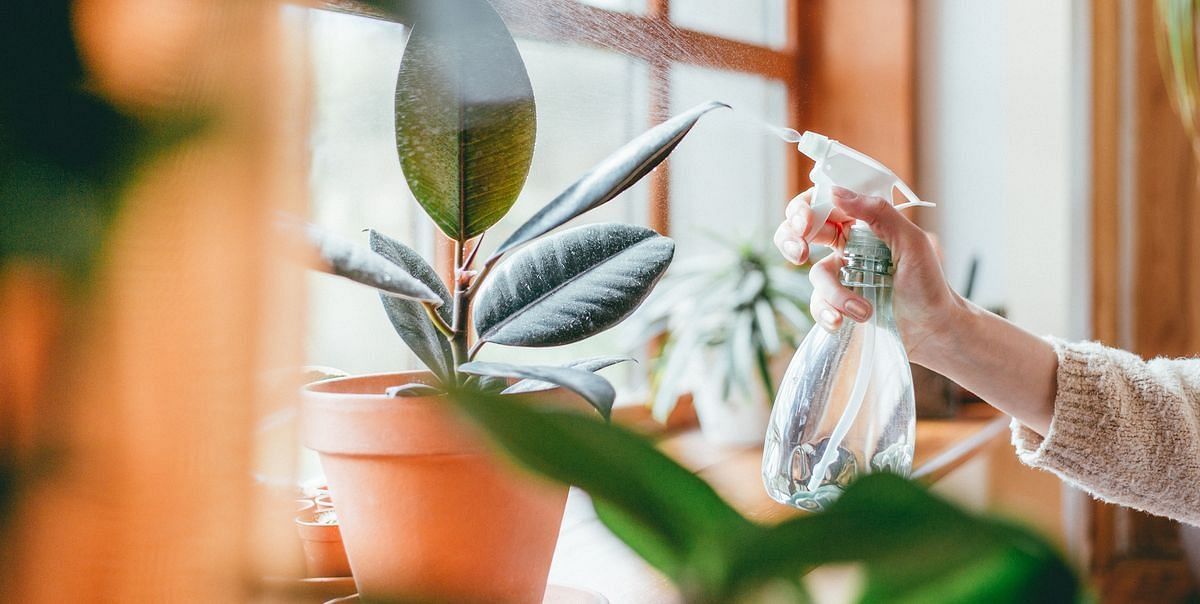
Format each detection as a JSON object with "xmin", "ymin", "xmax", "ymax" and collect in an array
[{"xmin": 1010, "ymin": 339, "xmax": 1200, "ymax": 526}]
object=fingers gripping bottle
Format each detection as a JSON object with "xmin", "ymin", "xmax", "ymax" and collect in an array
[{"xmin": 762, "ymin": 132, "xmax": 933, "ymax": 511}]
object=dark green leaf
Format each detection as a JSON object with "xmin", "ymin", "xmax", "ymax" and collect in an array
[
  {"xmin": 386, "ymin": 383, "xmax": 443, "ymax": 397},
  {"xmin": 305, "ymin": 224, "xmax": 442, "ymax": 303},
  {"xmin": 368, "ymin": 229, "xmax": 453, "ymax": 380},
  {"xmin": 491, "ymin": 101, "xmax": 728, "ymax": 258},
  {"xmin": 474, "ymin": 223, "xmax": 674, "ymax": 346},
  {"xmin": 457, "ymin": 361, "xmax": 617, "ymax": 420},
  {"xmin": 394, "ymin": 0, "xmax": 535, "ymax": 241},
  {"xmin": 501, "ymin": 356, "xmax": 633, "ymax": 395}
]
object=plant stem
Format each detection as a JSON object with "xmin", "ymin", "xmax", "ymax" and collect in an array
[
  {"xmin": 467, "ymin": 339, "xmax": 484, "ymax": 361},
  {"xmin": 421, "ymin": 301, "xmax": 453, "ymax": 338},
  {"xmin": 465, "ymin": 254, "xmax": 500, "ymax": 298},
  {"xmin": 450, "ymin": 239, "xmax": 470, "ymax": 383}
]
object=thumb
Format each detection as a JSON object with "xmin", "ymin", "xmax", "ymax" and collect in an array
[{"xmin": 831, "ymin": 186, "xmax": 922, "ymax": 253}]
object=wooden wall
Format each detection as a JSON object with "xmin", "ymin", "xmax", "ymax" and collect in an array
[
  {"xmin": 801, "ymin": 0, "xmax": 917, "ymax": 186},
  {"xmin": 1091, "ymin": 0, "xmax": 1199, "ymax": 597}
]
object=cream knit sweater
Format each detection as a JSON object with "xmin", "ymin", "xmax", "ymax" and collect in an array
[{"xmin": 1010, "ymin": 339, "xmax": 1200, "ymax": 526}]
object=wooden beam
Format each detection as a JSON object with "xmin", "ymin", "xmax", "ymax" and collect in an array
[{"xmin": 485, "ymin": 0, "xmax": 797, "ymax": 84}]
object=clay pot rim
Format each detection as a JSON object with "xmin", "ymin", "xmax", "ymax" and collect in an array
[
  {"xmin": 295, "ymin": 518, "xmax": 339, "ymax": 527},
  {"xmin": 302, "ymin": 370, "xmax": 444, "ymax": 400}
]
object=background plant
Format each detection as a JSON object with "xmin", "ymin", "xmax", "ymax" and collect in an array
[
  {"xmin": 635, "ymin": 239, "xmax": 813, "ymax": 421},
  {"xmin": 305, "ymin": 0, "xmax": 725, "ymax": 418}
]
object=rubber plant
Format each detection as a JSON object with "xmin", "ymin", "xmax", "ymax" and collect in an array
[{"xmin": 304, "ymin": 0, "xmax": 727, "ymax": 416}]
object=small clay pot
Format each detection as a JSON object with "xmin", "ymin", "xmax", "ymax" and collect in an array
[
  {"xmin": 295, "ymin": 512, "xmax": 351, "ymax": 578},
  {"xmin": 296, "ymin": 498, "xmax": 316, "ymax": 514},
  {"xmin": 314, "ymin": 493, "xmax": 334, "ymax": 511}
]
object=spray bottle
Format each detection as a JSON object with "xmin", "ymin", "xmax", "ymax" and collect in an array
[{"xmin": 762, "ymin": 131, "xmax": 934, "ymax": 511}]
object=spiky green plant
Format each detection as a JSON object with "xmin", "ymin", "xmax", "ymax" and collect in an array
[{"xmin": 634, "ymin": 240, "xmax": 813, "ymax": 421}]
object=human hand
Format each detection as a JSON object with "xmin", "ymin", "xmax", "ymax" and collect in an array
[{"xmin": 773, "ymin": 186, "xmax": 962, "ymax": 365}]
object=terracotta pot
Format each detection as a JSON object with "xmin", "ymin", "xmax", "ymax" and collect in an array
[
  {"xmin": 314, "ymin": 493, "xmax": 334, "ymax": 511},
  {"xmin": 301, "ymin": 372, "xmax": 571, "ymax": 603},
  {"xmin": 296, "ymin": 513, "xmax": 352, "ymax": 578}
]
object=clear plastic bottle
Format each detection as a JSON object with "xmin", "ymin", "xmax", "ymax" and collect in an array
[{"xmin": 762, "ymin": 225, "xmax": 915, "ymax": 511}]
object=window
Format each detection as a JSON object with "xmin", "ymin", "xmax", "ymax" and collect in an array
[{"xmin": 304, "ymin": 1, "xmax": 801, "ymax": 398}]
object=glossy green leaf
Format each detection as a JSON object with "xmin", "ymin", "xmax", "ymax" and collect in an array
[
  {"xmin": 501, "ymin": 356, "xmax": 633, "ymax": 395},
  {"xmin": 474, "ymin": 223, "xmax": 674, "ymax": 346},
  {"xmin": 490, "ymin": 101, "xmax": 728, "ymax": 259},
  {"xmin": 368, "ymin": 229, "xmax": 453, "ymax": 381},
  {"xmin": 305, "ymin": 224, "xmax": 441, "ymax": 303},
  {"xmin": 457, "ymin": 361, "xmax": 616, "ymax": 420},
  {"xmin": 394, "ymin": 0, "xmax": 535, "ymax": 241}
]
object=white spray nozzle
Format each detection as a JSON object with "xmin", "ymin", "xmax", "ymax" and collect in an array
[
  {"xmin": 783, "ymin": 130, "xmax": 934, "ymax": 243},
  {"xmin": 797, "ymin": 131, "xmax": 832, "ymax": 160}
]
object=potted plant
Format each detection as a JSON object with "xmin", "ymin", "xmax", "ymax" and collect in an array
[
  {"xmin": 295, "ymin": 508, "xmax": 352, "ymax": 579},
  {"xmin": 635, "ymin": 240, "xmax": 812, "ymax": 445},
  {"xmin": 298, "ymin": 1, "xmax": 725, "ymax": 601}
]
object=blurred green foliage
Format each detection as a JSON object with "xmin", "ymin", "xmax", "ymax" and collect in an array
[
  {"xmin": 0, "ymin": 1, "xmax": 198, "ymax": 281},
  {"xmin": 0, "ymin": 0, "xmax": 199, "ymax": 526},
  {"xmin": 449, "ymin": 385, "xmax": 1082, "ymax": 603}
]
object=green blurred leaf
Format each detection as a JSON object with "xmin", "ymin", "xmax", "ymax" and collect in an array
[
  {"xmin": 368, "ymin": 229, "xmax": 454, "ymax": 380},
  {"xmin": 501, "ymin": 356, "xmax": 633, "ymax": 395},
  {"xmin": 726, "ymin": 474, "xmax": 1078, "ymax": 603},
  {"xmin": 474, "ymin": 223, "xmax": 674, "ymax": 346},
  {"xmin": 491, "ymin": 101, "xmax": 728, "ymax": 259},
  {"xmin": 1156, "ymin": 0, "xmax": 1200, "ymax": 141},
  {"xmin": 394, "ymin": 0, "xmax": 535, "ymax": 240},
  {"xmin": 458, "ymin": 360, "xmax": 616, "ymax": 420},
  {"xmin": 445, "ymin": 384, "xmax": 751, "ymax": 597},
  {"xmin": 304, "ymin": 224, "xmax": 442, "ymax": 303},
  {"xmin": 445, "ymin": 387, "xmax": 1078, "ymax": 603}
]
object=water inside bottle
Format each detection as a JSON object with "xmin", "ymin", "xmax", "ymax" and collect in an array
[{"xmin": 761, "ymin": 290, "xmax": 914, "ymax": 511}]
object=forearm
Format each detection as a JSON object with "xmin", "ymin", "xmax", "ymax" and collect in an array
[{"xmin": 916, "ymin": 298, "xmax": 1058, "ymax": 435}]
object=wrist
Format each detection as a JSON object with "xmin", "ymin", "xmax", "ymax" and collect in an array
[{"xmin": 910, "ymin": 292, "xmax": 977, "ymax": 372}]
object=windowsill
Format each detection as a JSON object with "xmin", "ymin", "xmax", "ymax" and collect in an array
[{"xmin": 549, "ymin": 402, "xmax": 1009, "ymax": 600}]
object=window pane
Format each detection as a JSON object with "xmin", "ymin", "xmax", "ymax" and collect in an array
[
  {"xmin": 670, "ymin": 0, "xmax": 788, "ymax": 49},
  {"xmin": 668, "ymin": 64, "xmax": 787, "ymax": 262},
  {"xmin": 305, "ymin": 10, "xmax": 435, "ymax": 375},
  {"xmin": 472, "ymin": 40, "xmax": 650, "ymax": 397}
]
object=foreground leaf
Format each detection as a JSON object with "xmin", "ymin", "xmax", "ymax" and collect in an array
[
  {"xmin": 369, "ymin": 230, "xmax": 453, "ymax": 380},
  {"xmin": 729, "ymin": 474, "xmax": 1079, "ymax": 603},
  {"xmin": 474, "ymin": 223, "xmax": 674, "ymax": 346},
  {"xmin": 445, "ymin": 385, "xmax": 751, "ymax": 591},
  {"xmin": 457, "ymin": 361, "xmax": 616, "ymax": 419},
  {"xmin": 491, "ymin": 101, "xmax": 728, "ymax": 259},
  {"xmin": 444, "ymin": 388, "xmax": 1079, "ymax": 603},
  {"xmin": 394, "ymin": 0, "xmax": 535, "ymax": 240},
  {"xmin": 502, "ymin": 356, "xmax": 634, "ymax": 395},
  {"xmin": 305, "ymin": 224, "xmax": 441, "ymax": 303}
]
